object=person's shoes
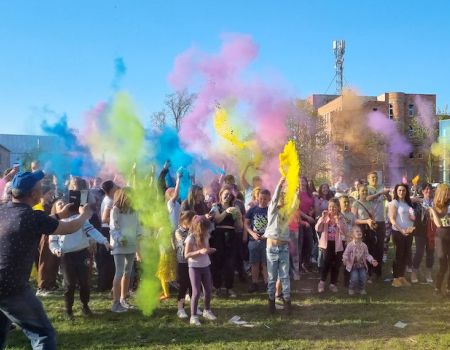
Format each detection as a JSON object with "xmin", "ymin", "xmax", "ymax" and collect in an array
[
  {"xmin": 348, "ymin": 289, "xmax": 355, "ymax": 296},
  {"xmin": 426, "ymin": 270, "xmax": 433, "ymax": 283},
  {"xmin": 120, "ymin": 299, "xmax": 135, "ymax": 309},
  {"xmin": 406, "ymin": 266, "xmax": 412, "ymax": 273},
  {"xmin": 177, "ymin": 309, "xmax": 189, "ymax": 319},
  {"xmin": 36, "ymin": 289, "xmax": 51, "ymax": 297},
  {"xmin": 248, "ymin": 283, "xmax": 258, "ymax": 293},
  {"xmin": 111, "ymin": 301, "xmax": 128, "ymax": 313},
  {"xmin": 329, "ymin": 284, "xmax": 338, "ymax": 293},
  {"xmin": 318, "ymin": 281, "xmax": 325, "ymax": 293},
  {"xmin": 293, "ymin": 271, "xmax": 300, "ymax": 281},
  {"xmin": 81, "ymin": 304, "xmax": 93, "ymax": 317},
  {"xmin": 410, "ymin": 269, "xmax": 419, "ymax": 284},
  {"xmin": 284, "ymin": 300, "xmax": 292, "ymax": 316},
  {"xmin": 202, "ymin": 309, "xmax": 217, "ymax": 321},
  {"xmin": 400, "ymin": 277, "xmax": 411, "ymax": 287},
  {"xmin": 64, "ymin": 310, "xmax": 74, "ymax": 321},
  {"xmin": 190, "ymin": 316, "xmax": 201, "ymax": 326},
  {"xmin": 275, "ymin": 296, "xmax": 285, "ymax": 310},
  {"xmin": 382, "ymin": 254, "xmax": 388, "ymax": 263},
  {"xmin": 185, "ymin": 293, "xmax": 191, "ymax": 301},
  {"xmin": 391, "ymin": 278, "xmax": 402, "ymax": 287},
  {"xmin": 360, "ymin": 289, "xmax": 367, "ymax": 295},
  {"xmin": 268, "ymin": 298, "xmax": 275, "ymax": 314},
  {"xmin": 226, "ymin": 289, "xmax": 237, "ymax": 298},
  {"xmin": 301, "ymin": 263, "xmax": 311, "ymax": 274},
  {"xmin": 196, "ymin": 307, "xmax": 203, "ymax": 316}
]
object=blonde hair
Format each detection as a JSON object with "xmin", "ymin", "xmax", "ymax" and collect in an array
[
  {"xmin": 434, "ymin": 184, "xmax": 450, "ymax": 210},
  {"xmin": 190, "ymin": 215, "xmax": 210, "ymax": 248},
  {"xmin": 113, "ymin": 187, "xmax": 133, "ymax": 214}
]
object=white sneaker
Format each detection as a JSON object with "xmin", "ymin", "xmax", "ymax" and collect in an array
[
  {"xmin": 177, "ymin": 309, "xmax": 188, "ymax": 319},
  {"xmin": 226, "ymin": 289, "xmax": 237, "ymax": 298},
  {"xmin": 190, "ymin": 316, "xmax": 201, "ymax": 326},
  {"xmin": 406, "ymin": 266, "xmax": 412, "ymax": 273},
  {"xmin": 348, "ymin": 289, "xmax": 355, "ymax": 296},
  {"xmin": 293, "ymin": 272, "xmax": 300, "ymax": 281},
  {"xmin": 120, "ymin": 299, "xmax": 135, "ymax": 309},
  {"xmin": 382, "ymin": 254, "xmax": 388, "ymax": 263},
  {"xmin": 202, "ymin": 309, "xmax": 217, "ymax": 321},
  {"xmin": 318, "ymin": 281, "xmax": 325, "ymax": 293},
  {"xmin": 111, "ymin": 301, "xmax": 128, "ymax": 313},
  {"xmin": 329, "ymin": 284, "xmax": 338, "ymax": 293},
  {"xmin": 196, "ymin": 307, "xmax": 203, "ymax": 316},
  {"xmin": 360, "ymin": 289, "xmax": 367, "ymax": 295},
  {"xmin": 185, "ymin": 294, "xmax": 191, "ymax": 302}
]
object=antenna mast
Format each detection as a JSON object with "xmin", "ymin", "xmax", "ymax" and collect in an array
[{"xmin": 333, "ymin": 40, "xmax": 345, "ymax": 95}]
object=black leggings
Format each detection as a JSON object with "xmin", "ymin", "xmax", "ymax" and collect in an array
[
  {"xmin": 176, "ymin": 263, "xmax": 192, "ymax": 301},
  {"xmin": 320, "ymin": 241, "xmax": 342, "ymax": 284},
  {"xmin": 392, "ymin": 230, "xmax": 413, "ymax": 278},
  {"xmin": 61, "ymin": 249, "xmax": 90, "ymax": 311},
  {"xmin": 210, "ymin": 227, "xmax": 236, "ymax": 290},
  {"xmin": 436, "ymin": 229, "xmax": 450, "ymax": 291}
]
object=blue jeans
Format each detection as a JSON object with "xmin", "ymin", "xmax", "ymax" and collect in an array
[
  {"xmin": 0, "ymin": 287, "xmax": 56, "ymax": 350},
  {"xmin": 349, "ymin": 267, "xmax": 367, "ymax": 291},
  {"xmin": 266, "ymin": 244, "xmax": 290, "ymax": 300}
]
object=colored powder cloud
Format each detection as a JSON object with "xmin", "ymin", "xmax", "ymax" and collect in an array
[
  {"xmin": 367, "ymin": 111, "xmax": 412, "ymax": 184},
  {"xmin": 279, "ymin": 140, "xmax": 300, "ymax": 217},
  {"xmin": 40, "ymin": 114, "xmax": 99, "ymax": 180}
]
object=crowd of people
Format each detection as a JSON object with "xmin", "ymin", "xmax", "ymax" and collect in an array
[{"xmin": 1, "ymin": 159, "xmax": 449, "ymax": 349}]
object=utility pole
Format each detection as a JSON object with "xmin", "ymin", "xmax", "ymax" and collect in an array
[{"xmin": 333, "ymin": 40, "xmax": 345, "ymax": 95}]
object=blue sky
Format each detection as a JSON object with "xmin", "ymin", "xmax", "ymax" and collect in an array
[{"xmin": 1, "ymin": 0, "xmax": 449, "ymax": 134}]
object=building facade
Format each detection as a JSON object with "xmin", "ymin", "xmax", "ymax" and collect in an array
[{"xmin": 308, "ymin": 91, "xmax": 437, "ymax": 185}]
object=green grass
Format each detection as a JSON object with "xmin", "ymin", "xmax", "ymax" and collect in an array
[{"xmin": 5, "ymin": 259, "xmax": 450, "ymax": 350}]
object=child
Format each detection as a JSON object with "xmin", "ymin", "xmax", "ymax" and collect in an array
[
  {"xmin": 184, "ymin": 215, "xmax": 217, "ymax": 326},
  {"xmin": 244, "ymin": 189, "xmax": 271, "ymax": 293},
  {"xmin": 342, "ymin": 226, "xmax": 378, "ymax": 295},
  {"xmin": 315, "ymin": 198, "xmax": 348, "ymax": 293},
  {"xmin": 263, "ymin": 177, "xmax": 292, "ymax": 315},
  {"xmin": 174, "ymin": 210, "xmax": 195, "ymax": 318},
  {"xmin": 49, "ymin": 200, "xmax": 111, "ymax": 320},
  {"xmin": 110, "ymin": 188, "xmax": 142, "ymax": 313},
  {"xmin": 339, "ymin": 195, "xmax": 356, "ymax": 287}
]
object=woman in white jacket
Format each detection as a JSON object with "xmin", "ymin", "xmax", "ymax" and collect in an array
[
  {"xmin": 109, "ymin": 188, "xmax": 142, "ymax": 313},
  {"xmin": 49, "ymin": 199, "xmax": 111, "ymax": 320}
]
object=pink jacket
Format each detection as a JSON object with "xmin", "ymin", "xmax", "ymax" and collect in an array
[
  {"xmin": 342, "ymin": 241, "xmax": 375, "ymax": 272},
  {"xmin": 315, "ymin": 215, "xmax": 347, "ymax": 252}
]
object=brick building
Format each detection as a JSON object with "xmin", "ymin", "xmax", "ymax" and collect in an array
[{"xmin": 307, "ymin": 91, "xmax": 438, "ymax": 185}]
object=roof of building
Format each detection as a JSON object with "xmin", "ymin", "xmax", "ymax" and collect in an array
[{"xmin": 0, "ymin": 134, "xmax": 61, "ymax": 154}]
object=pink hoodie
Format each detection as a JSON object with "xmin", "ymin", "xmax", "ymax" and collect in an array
[{"xmin": 315, "ymin": 215, "xmax": 347, "ymax": 252}]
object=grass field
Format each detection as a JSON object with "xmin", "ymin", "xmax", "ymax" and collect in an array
[{"xmin": 5, "ymin": 257, "xmax": 450, "ymax": 350}]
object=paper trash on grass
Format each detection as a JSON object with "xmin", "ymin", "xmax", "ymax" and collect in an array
[
  {"xmin": 228, "ymin": 315, "xmax": 255, "ymax": 327},
  {"xmin": 394, "ymin": 321, "xmax": 407, "ymax": 329}
]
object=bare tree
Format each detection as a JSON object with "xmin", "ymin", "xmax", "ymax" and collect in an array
[{"xmin": 151, "ymin": 89, "xmax": 196, "ymax": 131}]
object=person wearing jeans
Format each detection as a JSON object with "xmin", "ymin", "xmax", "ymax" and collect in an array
[
  {"xmin": 389, "ymin": 184, "xmax": 415, "ymax": 288},
  {"xmin": 264, "ymin": 177, "xmax": 291, "ymax": 315}
]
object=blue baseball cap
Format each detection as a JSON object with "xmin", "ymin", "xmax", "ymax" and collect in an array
[{"xmin": 11, "ymin": 170, "xmax": 45, "ymax": 194}]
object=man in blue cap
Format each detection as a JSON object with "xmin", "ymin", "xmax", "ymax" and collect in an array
[{"xmin": 0, "ymin": 171, "xmax": 93, "ymax": 350}]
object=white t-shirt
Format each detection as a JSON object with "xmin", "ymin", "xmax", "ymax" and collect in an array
[
  {"xmin": 167, "ymin": 199, "xmax": 181, "ymax": 229},
  {"xmin": 185, "ymin": 235, "xmax": 211, "ymax": 268},
  {"xmin": 100, "ymin": 196, "xmax": 113, "ymax": 228},
  {"xmin": 391, "ymin": 199, "xmax": 414, "ymax": 230}
]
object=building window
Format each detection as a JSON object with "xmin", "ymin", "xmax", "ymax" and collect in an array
[
  {"xmin": 344, "ymin": 145, "xmax": 349, "ymax": 152},
  {"xmin": 408, "ymin": 125, "xmax": 414, "ymax": 137},
  {"xmin": 389, "ymin": 104, "xmax": 394, "ymax": 119},
  {"xmin": 409, "ymin": 152, "xmax": 414, "ymax": 159},
  {"xmin": 408, "ymin": 104, "xmax": 414, "ymax": 117},
  {"xmin": 372, "ymin": 107, "xmax": 378, "ymax": 112},
  {"xmin": 417, "ymin": 153, "xmax": 423, "ymax": 159}
]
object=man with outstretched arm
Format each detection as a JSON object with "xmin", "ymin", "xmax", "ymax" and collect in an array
[{"xmin": 0, "ymin": 171, "xmax": 93, "ymax": 350}]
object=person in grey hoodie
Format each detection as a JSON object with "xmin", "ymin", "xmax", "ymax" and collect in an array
[{"xmin": 263, "ymin": 177, "xmax": 291, "ymax": 315}]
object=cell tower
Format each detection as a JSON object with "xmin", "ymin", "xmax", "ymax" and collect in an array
[{"xmin": 333, "ymin": 40, "xmax": 345, "ymax": 95}]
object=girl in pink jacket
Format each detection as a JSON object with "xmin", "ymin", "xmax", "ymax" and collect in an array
[
  {"xmin": 342, "ymin": 226, "xmax": 378, "ymax": 295},
  {"xmin": 315, "ymin": 198, "xmax": 348, "ymax": 293}
]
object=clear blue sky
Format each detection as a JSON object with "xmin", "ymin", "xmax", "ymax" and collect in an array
[{"xmin": 1, "ymin": 0, "xmax": 449, "ymax": 134}]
